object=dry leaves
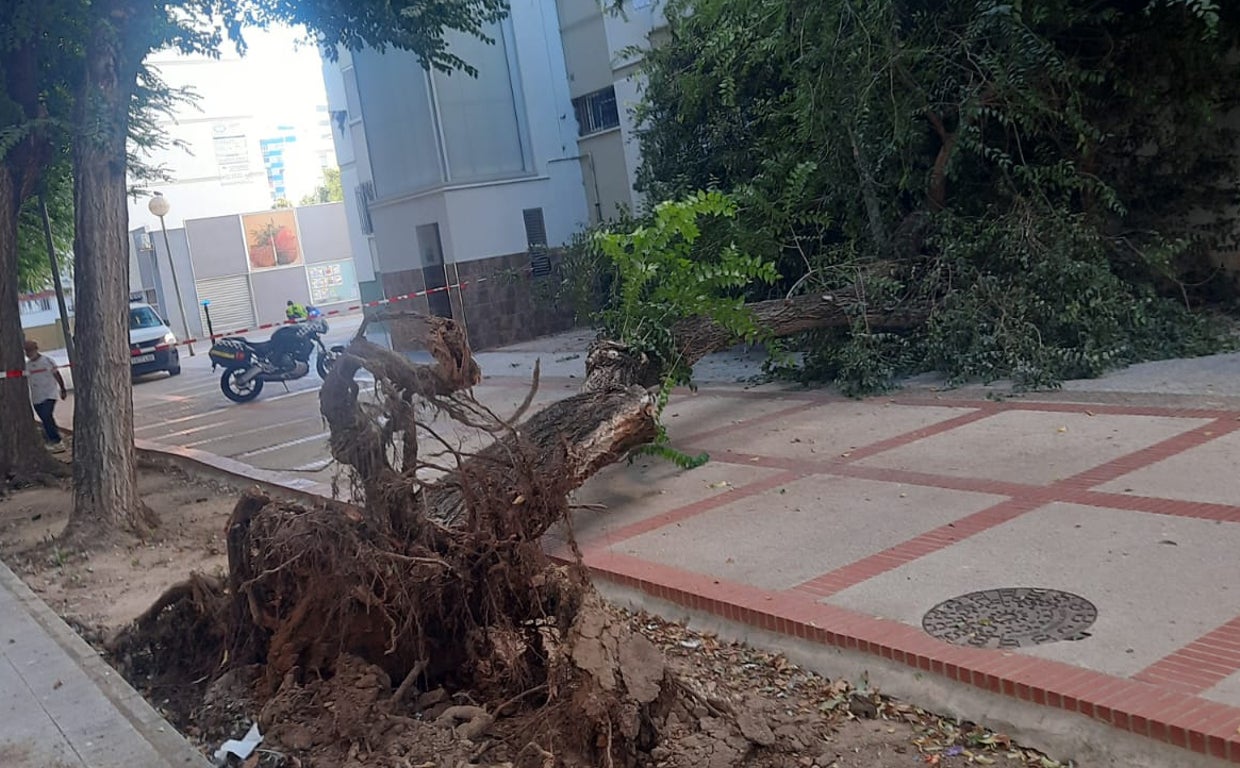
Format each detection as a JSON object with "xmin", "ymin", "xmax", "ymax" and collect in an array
[{"xmin": 627, "ymin": 609, "xmax": 1073, "ymax": 768}]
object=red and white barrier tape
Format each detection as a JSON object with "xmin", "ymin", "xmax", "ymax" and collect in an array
[{"xmin": 6, "ymin": 274, "xmax": 499, "ymax": 380}]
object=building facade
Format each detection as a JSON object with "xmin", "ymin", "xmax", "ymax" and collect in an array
[
  {"xmin": 128, "ymin": 26, "xmax": 336, "ymax": 231},
  {"xmin": 555, "ymin": 0, "xmax": 667, "ymax": 222},
  {"xmin": 320, "ymin": 0, "xmax": 667, "ymax": 351},
  {"xmin": 127, "ymin": 202, "xmax": 363, "ymax": 343}
]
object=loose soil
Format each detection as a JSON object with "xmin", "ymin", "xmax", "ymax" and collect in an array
[{"xmin": 0, "ymin": 465, "xmax": 1069, "ymax": 768}]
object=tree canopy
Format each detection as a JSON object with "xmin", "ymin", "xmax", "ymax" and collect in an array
[
  {"xmin": 300, "ymin": 166, "xmax": 343, "ymax": 205},
  {"xmin": 633, "ymin": 0, "xmax": 1239, "ymax": 393}
]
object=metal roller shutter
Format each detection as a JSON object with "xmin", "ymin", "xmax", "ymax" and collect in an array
[{"xmin": 195, "ymin": 274, "xmax": 256, "ymax": 338}]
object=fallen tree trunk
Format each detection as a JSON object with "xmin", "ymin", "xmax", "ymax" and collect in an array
[{"xmin": 584, "ymin": 292, "xmax": 927, "ymax": 391}]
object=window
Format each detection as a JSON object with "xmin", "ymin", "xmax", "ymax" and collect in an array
[
  {"xmin": 129, "ymin": 306, "xmax": 164, "ymax": 330},
  {"xmin": 524, "ymin": 208, "xmax": 552, "ymax": 277},
  {"xmin": 572, "ymin": 86, "xmax": 619, "ymax": 137}
]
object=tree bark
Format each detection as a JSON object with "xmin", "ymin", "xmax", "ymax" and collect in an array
[
  {"xmin": 65, "ymin": 3, "xmax": 154, "ymax": 540},
  {"xmin": 0, "ymin": 170, "xmax": 63, "ymax": 484},
  {"xmin": 0, "ymin": 35, "xmax": 65, "ymax": 484},
  {"xmin": 925, "ymin": 112, "xmax": 956, "ymax": 212},
  {"xmin": 849, "ymin": 125, "xmax": 890, "ymax": 255}
]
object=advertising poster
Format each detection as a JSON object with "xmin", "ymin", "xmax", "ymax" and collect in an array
[{"xmin": 242, "ymin": 210, "xmax": 302, "ymax": 270}]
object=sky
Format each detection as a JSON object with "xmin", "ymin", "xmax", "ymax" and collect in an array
[{"xmin": 129, "ymin": 24, "xmax": 335, "ymax": 229}]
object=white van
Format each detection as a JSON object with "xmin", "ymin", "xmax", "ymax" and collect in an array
[{"xmin": 129, "ymin": 300, "xmax": 181, "ymax": 378}]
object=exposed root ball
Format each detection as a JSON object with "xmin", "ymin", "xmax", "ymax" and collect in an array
[{"xmin": 111, "ymin": 309, "xmax": 774, "ymax": 766}]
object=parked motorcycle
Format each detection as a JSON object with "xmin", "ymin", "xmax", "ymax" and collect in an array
[{"xmin": 208, "ymin": 318, "xmax": 344, "ymax": 403}]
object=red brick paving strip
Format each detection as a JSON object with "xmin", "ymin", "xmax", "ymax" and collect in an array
[
  {"xmin": 568, "ymin": 549, "xmax": 1240, "ymax": 763},
  {"xmin": 1136, "ymin": 617, "xmax": 1240, "ymax": 696},
  {"xmin": 584, "ymin": 469, "xmax": 804, "ymax": 549},
  {"xmin": 791, "ymin": 496, "xmax": 1044, "ymax": 599},
  {"xmin": 888, "ymin": 395, "xmax": 1240, "ymax": 421}
]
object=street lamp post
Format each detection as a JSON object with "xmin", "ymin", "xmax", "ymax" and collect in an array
[{"xmin": 147, "ymin": 192, "xmax": 194, "ymax": 356}]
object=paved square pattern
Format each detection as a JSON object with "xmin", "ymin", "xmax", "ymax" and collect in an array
[
  {"xmin": 855, "ymin": 410, "xmax": 1211, "ymax": 485},
  {"xmin": 618, "ymin": 475, "xmax": 1005, "ymax": 591},
  {"xmin": 1206, "ymin": 671, "xmax": 1240, "ymax": 707},
  {"xmin": 825, "ymin": 503, "xmax": 1240, "ymax": 677},
  {"xmin": 560, "ymin": 394, "xmax": 1240, "ymax": 764},
  {"xmin": 568, "ymin": 459, "xmax": 782, "ymax": 546},
  {"xmin": 690, "ymin": 402, "xmax": 978, "ymax": 460},
  {"xmin": 1094, "ymin": 429, "xmax": 1240, "ymax": 506}
]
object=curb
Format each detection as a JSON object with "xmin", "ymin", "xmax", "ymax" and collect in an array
[
  {"xmin": 553, "ymin": 546, "xmax": 1240, "ymax": 768},
  {"xmin": 0, "ymin": 559, "xmax": 211, "ymax": 767}
]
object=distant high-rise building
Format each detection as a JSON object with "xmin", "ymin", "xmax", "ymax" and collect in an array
[{"xmin": 260, "ymin": 127, "xmax": 297, "ymax": 202}]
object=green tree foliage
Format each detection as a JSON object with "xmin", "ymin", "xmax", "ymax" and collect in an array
[
  {"xmin": 16, "ymin": 163, "xmax": 73, "ymax": 292},
  {"xmin": 593, "ymin": 191, "xmax": 779, "ymax": 383},
  {"xmin": 300, "ymin": 166, "xmax": 344, "ymax": 205},
  {"xmin": 635, "ymin": 0, "xmax": 1238, "ymax": 393},
  {"xmin": 592, "ymin": 192, "xmax": 779, "ymax": 468}
]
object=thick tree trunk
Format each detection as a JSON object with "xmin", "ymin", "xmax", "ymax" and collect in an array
[
  {"xmin": 65, "ymin": 6, "xmax": 153, "ymax": 540},
  {"xmin": 0, "ymin": 171, "xmax": 63, "ymax": 484},
  {"xmin": 584, "ymin": 292, "xmax": 927, "ymax": 391}
]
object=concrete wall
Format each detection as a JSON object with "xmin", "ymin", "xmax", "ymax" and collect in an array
[
  {"xmin": 21, "ymin": 321, "xmax": 72, "ymax": 352},
  {"xmin": 551, "ymin": 0, "xmax": 665, "ymax": 219},
  {"xmin": 250, "ymin": 268, "xmax": 313, "ymax": 326},
  {"xmin": 351, "ymin": 49, "xmax": 443, "ymax": 198},
  {"xmin": 325, "ymin": 0, "xmax": 595, "ymax": 352},
  {"xmin": 298, "ymin": 203, "xmax": 352, "ymax": 263},
  {"xmin": 321, "ymin": 51, "xmax": 378, "ymax": 290},
  {"xmin": 175, "ymin": 201, "xmax": 360, "ymax": 333},
  {"xmin": 184, "ymin": 215, "xmax": 248, "ymax": 278},
  {"xmin": 555, "ymin": 0, "xmax": 613, "ymax": 97},
  {"xmin": 331, "ymin": 0, "xmax": 589, "ymax": 265}
]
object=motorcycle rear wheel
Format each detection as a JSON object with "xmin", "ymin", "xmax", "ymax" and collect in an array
[
  {"xmin": 317, "ymin": 348, "xmax": 343, "ymax": 380},
  {"xmin": 221, "ymin": 369, "xmax": 264, "ymax": 403}
]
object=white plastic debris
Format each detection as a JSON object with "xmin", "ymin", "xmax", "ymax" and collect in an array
[{"xmin": 213, "ymin": 722, "xmax": 263, "ymax": 766}]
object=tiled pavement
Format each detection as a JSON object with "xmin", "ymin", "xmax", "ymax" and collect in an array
[
  {"xmin": 0, "ymin": 560, "xmax": 208, "ymax": 767},
  {"xmin": 559, "ymin": 388, "xmax": 1240, "ymax": 765}
]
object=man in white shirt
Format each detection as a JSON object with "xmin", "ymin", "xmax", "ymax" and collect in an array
[{"xmin": 24, "ymin": 340, "xmax": 67, "ymax": 451}]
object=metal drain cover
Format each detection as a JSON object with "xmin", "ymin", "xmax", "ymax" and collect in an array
[{"xmin": 922, "ymin": 588, "xmax": 1097, "ymax": 648}]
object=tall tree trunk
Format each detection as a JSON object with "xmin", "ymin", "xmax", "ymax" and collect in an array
[
  {"xmin": 0, "ymin": 170, "xmax": 63, "ymax": 483},
  {"xmin": 65, "ymin": 5, "xmax": 153, "ymax": 540}
]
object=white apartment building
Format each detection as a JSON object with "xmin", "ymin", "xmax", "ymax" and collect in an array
[{"xmin": 321, "ymin": 0, "xmax": 667, "ymax": 350}]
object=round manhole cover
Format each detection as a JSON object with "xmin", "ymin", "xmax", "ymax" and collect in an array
[{"xmin": 922, "ymin": 588, "xmax": 1096, "ymax": 648}]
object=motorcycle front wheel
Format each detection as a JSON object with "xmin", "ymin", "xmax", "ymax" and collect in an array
[{"xmin": 221, "ymin": 368, "xmax": 264, "ymax": 403}]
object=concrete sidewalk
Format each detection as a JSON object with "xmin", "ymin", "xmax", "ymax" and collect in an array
[{"xmin": 0, "ymin": 560, "xmax": 208, "ymax": 767}]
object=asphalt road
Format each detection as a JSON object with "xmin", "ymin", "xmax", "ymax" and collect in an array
[{"xmin": 119, "ymin": 318, "xmax": 589, "ymax": 491}]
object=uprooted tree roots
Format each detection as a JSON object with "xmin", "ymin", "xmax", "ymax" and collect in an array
[{"xmin": 109, "ymin": 311, "xmax": 797, "ymax": 767}]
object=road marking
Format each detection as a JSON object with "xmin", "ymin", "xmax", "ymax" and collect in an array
[
  {"xmin": 234, "ymin": 431, "xmax": 331, "ymax": 459},
  {"xmin": 291, "ymin": 458, "xmax": 335, "ymax": 472},
  {"xmin": 134, "ymin": 404, "xmax": 232, "ymax": 433},
  {"xmin": 180, "ymin": 415, "xmax": 323, "ymax": 449}
]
